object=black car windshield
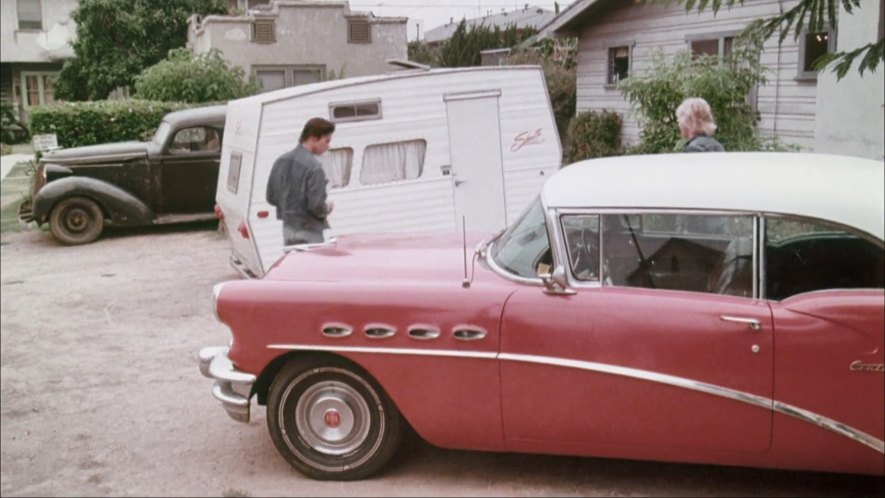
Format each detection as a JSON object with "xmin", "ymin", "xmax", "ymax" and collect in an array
[
  {"xmin": 152, "ymin": 121, "xmax": 172, "ymax": 146},
  {"xmin": 491, "ymin": 197, "xmax": 551, "ymax": 279}
]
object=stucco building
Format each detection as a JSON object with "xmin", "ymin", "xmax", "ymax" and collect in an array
[{"xmin": 187, "ymin": 0, "xmax": 408, "ymax": 92}]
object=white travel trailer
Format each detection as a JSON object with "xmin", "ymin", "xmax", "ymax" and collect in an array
[{"xmin": 217, "ymin": 65, "xmax": 562, "ymax": 278}]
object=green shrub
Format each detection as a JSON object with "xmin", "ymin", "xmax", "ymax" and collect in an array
[
  {"xmin": 29, "ymin": 99, "xmax": 195, "ymax": 148},
  {"xmin": 565, "ymin": 110, "xmax": 623, "ymax": 163},
  {"xmin": 135, "ymin": 48, "xmax": 260, "ymax": 103},
  {"xmin": 619, "ymin": 45, "xmax": 770, "ymax": 154}
]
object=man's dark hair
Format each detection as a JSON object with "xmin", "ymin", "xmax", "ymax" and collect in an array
[{"xmin": 299, "ymin": 117, "xmax": 335, "ymax": 143}]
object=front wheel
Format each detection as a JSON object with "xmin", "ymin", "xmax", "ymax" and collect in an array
[
  {"xmin": 266, "ymin": 357, "xmax": 404, "ymax": 480},
  {"xmin": 49, "ymin": 196, "xmax": 104, "ymax": 245}
]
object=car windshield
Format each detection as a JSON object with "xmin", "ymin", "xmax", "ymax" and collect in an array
[
  {"xmin": 152, "ymin": 121, "xmax": 172, "ymax": 146},
  {"xmin": 491, "ymin": 197, "xmax": 551, "ymax": 279}
]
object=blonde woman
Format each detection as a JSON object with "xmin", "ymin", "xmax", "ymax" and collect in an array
[{"xmin": 676, "ymin": 97, "xmax": 725, "ymax": 152}]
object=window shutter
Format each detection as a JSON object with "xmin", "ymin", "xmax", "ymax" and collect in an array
[
  {"xmin": 348, "ymin": 19, "xmax": 371, "ymax": 43},
  {"xmin": 252, "ymin": 19, "xmax": 275, "ymax": 43}
]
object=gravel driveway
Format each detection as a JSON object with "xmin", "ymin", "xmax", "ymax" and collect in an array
[{"xmin": 1, "ymin": 224, "xmax": 883, "ymax": 497}]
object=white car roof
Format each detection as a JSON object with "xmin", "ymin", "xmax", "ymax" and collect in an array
[{"xmin": 542, "ymin": 152, "xmax": 885, "ymax": 241}]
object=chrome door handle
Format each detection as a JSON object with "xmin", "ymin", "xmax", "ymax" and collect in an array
[
  {"xmin": 720, "ymin": 315, "xmax": 762, "ymax": 331},
  {"xmin": 454, "ymin": 179, "xmax": 466, "ymax": 186}
]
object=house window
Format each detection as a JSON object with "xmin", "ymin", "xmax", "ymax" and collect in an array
[
  {"xmin": 253, "ymin": 66, "xmax": 323, "ymax": 92},
  {"xmin": 21, "ymin": 72, "xmax": 57, "ymax": 108},
  {"xmin": 606, "ymin": 46, "xmax": 630, "ymax": 85},
  {"xmin": 252, "ymin": 19, "xmax": 275, "ymax": 43},
  {"xmin": 255, "ymin": 69, "xmax": 285, "ymax": 92},
  {"xmin": 348, "ymin": 19, "xmax": 371, "ymax": 43},
  {"xmin": 360, "ymin": 140, "xmax": 426, "ymax": 185},
  {"xmin": 17, "ymin": 0, "xmax": 42, "ymax": 30},
  {"xmin": 688, "ymin": 34, "xmax": 736, "ymax": 59},
  {"xmin": 329, "ymin": 99, "xmax": 382, "ymax": 123},
  {"xmin": 798, "ymin": 30, "xmax": 834, "ymax": 79},
  {"xmin": 318, "ymin": 148, "xmax": 354, "ymax": 188}
]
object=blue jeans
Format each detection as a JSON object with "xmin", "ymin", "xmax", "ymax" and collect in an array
[{"xmin": 283, "ymin": 224, "xmax": 324, "ymax": 246}]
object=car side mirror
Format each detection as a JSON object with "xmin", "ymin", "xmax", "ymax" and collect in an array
[{"xmin": 539, "ymin": 265, "xmax": 576, "ymax": 296}]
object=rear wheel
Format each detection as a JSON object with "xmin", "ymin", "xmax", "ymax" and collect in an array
[
  {"xmin": 49, "ymin": 196, "xmax": 104, "ymax": 245},
  {"xmin": 266, "ymin": 357, "xmax": 403, "ymax": 480}
]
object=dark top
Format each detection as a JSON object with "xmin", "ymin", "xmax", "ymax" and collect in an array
[
  {"xmin": 684, "ymin": 134, "xmax": 725, "ymax": 152},
  {"xmin": 266, "ymin": 144, "xmax": 330, "ymax": 232}
]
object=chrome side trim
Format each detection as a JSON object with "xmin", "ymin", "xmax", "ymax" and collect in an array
[
  {"xmin": 267, "ymin": 344, "xmax": 497, "ymax": 360},
  {"xmin": 259, "ymin": 344, "xmax": 884, "ymax": 454},
  {"xmin": 499, "ymin": 352, "xmax": 884, "ymax": 455},
  {"xmin": 321, "ymin": 322, "xmax": 353, "ymax": 339},
  {"xmin": 407, "ymin": 324, "xmax": 441, "ymax": 341},
  {"xmin": 363, "ymin": 323, "xmax": 396, "ymax": 339}
]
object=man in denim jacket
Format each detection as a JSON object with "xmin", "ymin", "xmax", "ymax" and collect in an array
[{"xmin": 266, "ymin": 117, "xmax": 336, "ymax": 245}]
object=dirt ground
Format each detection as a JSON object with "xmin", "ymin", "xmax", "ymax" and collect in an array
[{"xmin": 1, "ymin": 223, "xmax": 883, "ymax": 497}]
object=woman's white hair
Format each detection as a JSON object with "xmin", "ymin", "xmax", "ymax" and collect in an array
[{"xmin": 675, "ymin": 97, "xmax": 717, "ymax": 136}]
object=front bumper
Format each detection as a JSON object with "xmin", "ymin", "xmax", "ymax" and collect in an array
[{"xmin": 198, "ymin": 346, "xmax": 256, "ymax": 423}]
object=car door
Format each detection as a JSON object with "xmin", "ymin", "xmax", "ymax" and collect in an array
[
  {"xmin": 499, "ymin": 211, "xmax": 775, "ymax": 454},
  {"xmin": 762, "ymin": 216, "xmax": 884, "ymax": 471},
  {"xmin": 158, "ymin": 125, "xmax": 222, "ymax": 214}
]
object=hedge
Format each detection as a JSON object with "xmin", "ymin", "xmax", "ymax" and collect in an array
[
  {"xmin": 565, "ymin": 110, "xmax": 623, "ymax": 163},
  {"xmin": 28, "ymin": 99, "xmax": 197, "ymax": 149}
]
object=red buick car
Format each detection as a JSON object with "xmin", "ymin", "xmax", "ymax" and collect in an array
[{"xmin": 200, "ymin": 152, "xmax": 884, "ymax": 480}]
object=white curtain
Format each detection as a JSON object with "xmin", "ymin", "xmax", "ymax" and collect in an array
[
  {"xmin": 319, "ymin": 148, "xmax": 353, "ymax": 188},
  {"xmin": 360, "ymin": 140, "xmax": 426, "ymax": 185}
]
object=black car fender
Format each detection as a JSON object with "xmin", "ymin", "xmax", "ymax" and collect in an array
[{"xmin": 32, "ymin": 176, "xmax": 154, "ymax": 226}]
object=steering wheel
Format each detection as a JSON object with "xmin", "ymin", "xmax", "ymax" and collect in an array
[{"xmin": 568, "ymin": 226, "xmax": 599, "ymax": 279}]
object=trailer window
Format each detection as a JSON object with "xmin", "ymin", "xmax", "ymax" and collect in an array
[
  {"xmin": 227, "ymin": 152, "xmax": 242, "ymax": 194},
  {"xmin": 319, "ymin": 147, "xmax": 353, "ymax": 188},
  {"xmin": 360, "ymin": 140, "xmax": 426, "ymax": 185},
  {"xmin": 330, "ymin": 99, "xmax": 381, "ymax": 123}
]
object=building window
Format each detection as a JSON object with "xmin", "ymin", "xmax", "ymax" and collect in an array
[
  {"xmin": 21, "ymin": 72, "xmax": 56, "ymax": 109},
  {"xmin": 253, "ymin": 66, "xmax": 323, "ymax": 92},
  {"xmin": 252, "ymin": 19, "xmax": 275, "ymax": 43},
  {"xmin": 360, "ymin": 140, "xmax": 426, "ymax": 185},
  {"xmin": 319, "ymin": 148, "xmax": 354, "ymax": 188},
  {"xmin": 688, "ymin": 34, "xmax": 736, "ymax": 59},
  {"xmin": 797, "ymin": 29, "xmax": 835, "ymax": 79},
  {"xmin": 606, "ymin": 46, "xmax": 630, "ymax": 85},
  {"xmin": 348, "ymin": 19, "xmax": 371, "ymax": 43},
  {"xmin": 329, "ymin": 99, "xmax": 382, "ymax": 123},
  {"xmin": 17, "ymin": 0, "xmax": 42, "ymax": 30}
]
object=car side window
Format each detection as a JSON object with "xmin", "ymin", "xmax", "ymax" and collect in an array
[
  {"xmin": 601, "ymin": 213, "xmax": 755, "ymax": 296},
  {"xmin": 765, "ymin": 218, "xmax": 884, "ymax": 300},
  {"xmin": 561, "ymin": 215, "xmax": 600, "ymax": 281},
  {"xmin": 169, "ymin": 126, "xmax": 221, "ymax": 154}
]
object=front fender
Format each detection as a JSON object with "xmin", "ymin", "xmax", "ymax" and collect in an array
[{"xmin": 32, "ymin": 176, "xmax": 154, "ymax": 226}]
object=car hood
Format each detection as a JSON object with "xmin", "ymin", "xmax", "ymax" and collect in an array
[
  {"xmin": 41, "ymin": 141, "xmax": 149, "ymax": 165},
  {"xmin": 264, "ymin": 231, "xmax": 492, "ymax": 283}
]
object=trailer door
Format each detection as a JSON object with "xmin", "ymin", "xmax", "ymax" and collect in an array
[{"xmin": 444, "ymin": 90, "xmax": 507, "ymax": 233}]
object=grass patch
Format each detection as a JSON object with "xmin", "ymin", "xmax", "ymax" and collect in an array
[{"xmin": 0, "ymin": 160, "xmax": 36, "ymax": 233}]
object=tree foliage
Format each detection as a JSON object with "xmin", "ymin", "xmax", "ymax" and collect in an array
[
  {"xmin": 507, "ymin": 46, "xmax": 577, "ymax": 140},
  {"xmin": 56, "ymin": 0, "xmax": 227, "ymax": 101},
  {"xmin": 440, "ymin": 20, "xmax": 537, "ymax": 67},
  {"xmin": 618, "ymin": 42, "xmax": 781, "ymax": 153},
  {"xmin": 653, "ymin": 0, "xmax": 883, "ymax": 79},
  {"xmin": 135, "ymin": 49, "xmax": 259, "ymax": 103}
]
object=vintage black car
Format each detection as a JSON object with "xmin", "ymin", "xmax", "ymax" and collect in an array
[{"xmin": 20, "ymin": 105, "xmax": 226, "ymax": 245}]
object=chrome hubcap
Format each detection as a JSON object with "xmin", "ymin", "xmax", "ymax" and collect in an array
[{"xmin": 295, "ymin": 380, "xmax": 370, "ymax": 455}]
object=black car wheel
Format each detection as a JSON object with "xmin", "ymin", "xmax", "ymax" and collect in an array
[
  {"xmin": 267, "ymin": 357, "xmax": 404, "ymax": 481},
  {"xmin": 49, "ymin": 196, "xmax": 104, "ymax": 245}
]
